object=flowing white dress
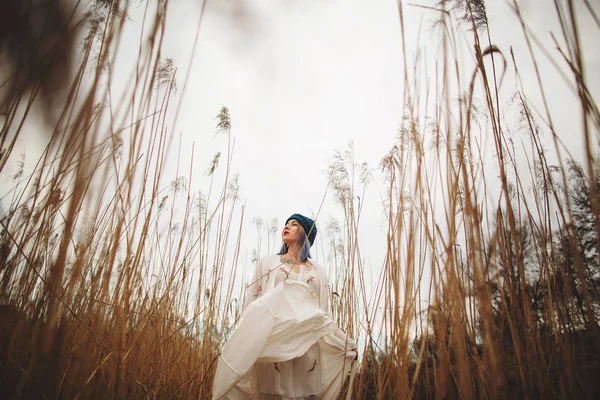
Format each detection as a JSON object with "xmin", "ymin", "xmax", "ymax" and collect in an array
[{"xmin": 211, "ymin": 254, "xmax": 356, "ymax": 400}]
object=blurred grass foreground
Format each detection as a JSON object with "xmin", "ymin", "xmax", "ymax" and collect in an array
[{"xmin": 1, "ymin": 0, "xmax": 600, "ymax": 399}]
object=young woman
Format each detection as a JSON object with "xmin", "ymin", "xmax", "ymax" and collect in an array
[{"xmin": 212, "ymin": 214, "xmax": 357, "ymax": 400}]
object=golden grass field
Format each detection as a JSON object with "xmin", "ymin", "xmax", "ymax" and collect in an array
[{"xmin": 1, "ymin": 1, "xmax": 599, "ymax": 398}]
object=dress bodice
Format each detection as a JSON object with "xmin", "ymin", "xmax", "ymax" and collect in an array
[{"xmin": 272, "ymin": 262, "xmax": 320, "ymax": 297}]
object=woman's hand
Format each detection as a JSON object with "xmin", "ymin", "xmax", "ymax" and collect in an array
[{"xmin": 351, "ymin": 348, "xmax": 358, "ymax": 360}]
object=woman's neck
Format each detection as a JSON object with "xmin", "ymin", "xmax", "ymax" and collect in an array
[{"xmin": 284, "ymin": 245, "xmax": 301, "ymax": 262}]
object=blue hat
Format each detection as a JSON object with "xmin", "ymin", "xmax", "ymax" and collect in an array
[{"xmin": 286, "ymin": 214, "xmax": 317, "ymax": 246}]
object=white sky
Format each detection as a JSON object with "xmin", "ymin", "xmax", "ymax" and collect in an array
[
  {"xmin": 157, "ymin": 0, "xmax": 598, "ymax": 271},
  {"xmin": 2, "ymin": 0, "xmax": 599, "ymax": 304},
  {"xmin": 159, "ymin": 0, "xmax": 410, "ymax": 273}
]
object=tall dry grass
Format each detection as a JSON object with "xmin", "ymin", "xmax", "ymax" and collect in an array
[
  {"xmin": 0, "ymin": 0, "xmax": 599, "ymax": 399},
  {"xmin": 0, "ymin": 1, "xmax": 243, "ymax": 398},
  {"xmin": 325, "ymin": 1, "xmax": 600, "ymax": 399}
]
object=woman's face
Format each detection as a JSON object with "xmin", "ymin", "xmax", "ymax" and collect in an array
[{"xmin": 282, "ymin": 219, "xmax": 303, "ymax": 245}]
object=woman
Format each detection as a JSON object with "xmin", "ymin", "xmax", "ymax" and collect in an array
[{"xmin": 212, "ymin": 214, "xmax": 357, "ymax": 400}]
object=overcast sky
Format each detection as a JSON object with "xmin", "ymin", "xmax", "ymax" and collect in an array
[
  {"xmin": 3, "ymin": 0, "xmax": 599, "ymax": 293},
  {"xmin": 158, "ymin": 0, "xmax": 598, "ymax": 271}
]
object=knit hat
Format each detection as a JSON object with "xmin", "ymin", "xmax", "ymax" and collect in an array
[{"xmin": 286, "ymin": 213, "xmax": 317, "ymax": 246}]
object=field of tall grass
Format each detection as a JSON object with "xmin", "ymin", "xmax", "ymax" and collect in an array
[{"xmin": 1, "ymin": 0, "xmax": 599, "ymax": 399}]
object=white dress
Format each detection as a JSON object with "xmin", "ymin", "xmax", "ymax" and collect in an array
[
  {"xmin": 211, "ymin": 254, "xmax": 356, "ymax": 400},
  {"xmin": 256, "ymin": 263, "xmax": 322, "ymax": 399}
]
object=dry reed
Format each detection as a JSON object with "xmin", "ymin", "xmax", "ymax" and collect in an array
[{"xmin": 1, "ymin": 0, "xmax": 599, "ymax": 399}]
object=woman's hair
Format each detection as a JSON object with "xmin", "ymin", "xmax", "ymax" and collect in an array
[{"xmin": 277, "ymin": 228, "xmax": 312, "ymax": 262}]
